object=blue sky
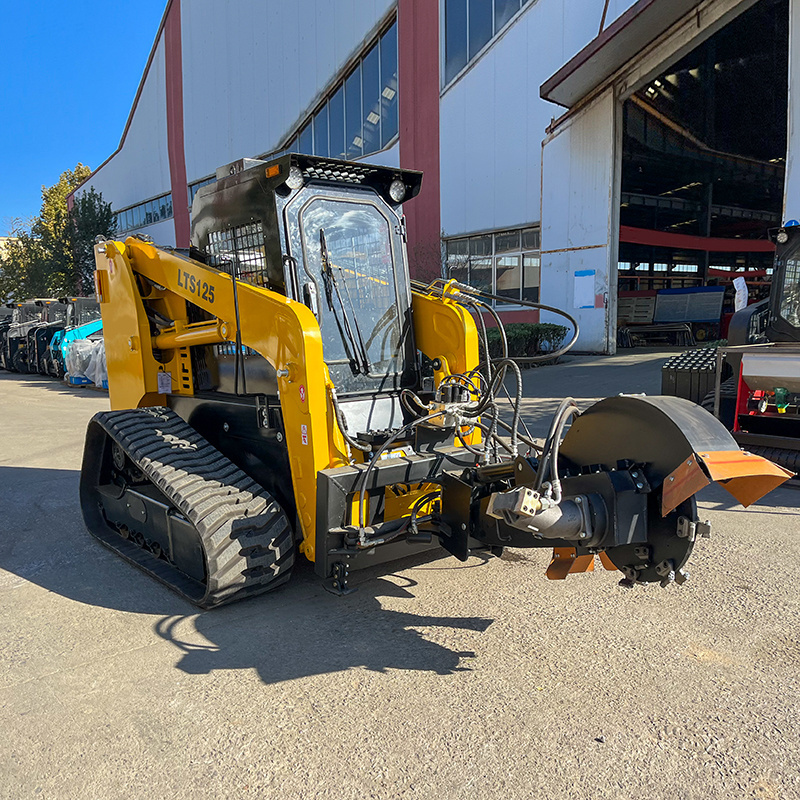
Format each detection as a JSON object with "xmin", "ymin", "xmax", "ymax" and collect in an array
[{"xmin": 0, "ymin": 0, "xmax": 168, "ymax": 232}]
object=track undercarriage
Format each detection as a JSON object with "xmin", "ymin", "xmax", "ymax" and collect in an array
[{"xmin": 80, "ymin": 408, "xmax": 294, "ymax": 607}]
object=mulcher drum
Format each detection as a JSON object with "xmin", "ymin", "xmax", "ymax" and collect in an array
[{"xmin": 80, "ymin": 407, "xmax": 294, "ymax": 608}]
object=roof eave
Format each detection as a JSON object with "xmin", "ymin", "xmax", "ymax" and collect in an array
[{"xmin": 540, "ymin": 0, "xmax": 703, "ymax": 108}]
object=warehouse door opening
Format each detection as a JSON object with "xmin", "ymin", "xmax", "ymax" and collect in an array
[{"xmin": 617, "ymin": 0, "xmax": 788, "ymax": 347}]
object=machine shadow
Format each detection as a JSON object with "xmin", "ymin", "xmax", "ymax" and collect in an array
[
  {"xmin": 0, "ymin": 466, "xmax": 495, "ymax": 680},
  {"xmin": 0, "ymin": 370, "xmax": 109, "ymax": 400},
  {"xmin": 0, "ymin": 465, "xmax": 195, "ymax": 616},
  {"xmin": 154, "ymin": 562, "xmax": 495, "ymax": 684}
]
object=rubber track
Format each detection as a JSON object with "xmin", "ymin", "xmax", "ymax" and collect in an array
[
  {"xmin": 84, "ymin": 407, "xmax": 294, "ymax": 608},
  {"xmin": 700, "ymin": 376, "xmax": 739, "ymax": 412}
]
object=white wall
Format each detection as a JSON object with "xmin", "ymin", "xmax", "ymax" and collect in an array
[
  {"xmin": 361, "ymin": 140, "xmax": 400, "ymax": 169},
  {"xmin": 180, "ymin": 0, "xmax": 396, "ymax": 184},
  {"xmin": 80, "ymin": 37, "xmax": 172, "ymax": 239},
  {"xmin": 540, "ymin": 89, "xmax": 616, "ymax": 352},
  {"xmin": 439, "ymin": 0, "xmax": 637, "ymax": 237},
  {"xmin": 135, "ymin": 218, "xmax": 176, "ymax": 247}
]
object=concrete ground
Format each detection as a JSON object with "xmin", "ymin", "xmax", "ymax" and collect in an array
[
  {"xmin": 1, "ymin": 354, "xmax": 799, "ymax": 800},
  {"xmin": 512, "ymin": 347, "xmax": 687, "ymax": 438}
]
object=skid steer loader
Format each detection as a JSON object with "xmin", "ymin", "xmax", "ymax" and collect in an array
[
  {"xmin": 80, "ymin": 154, "xmax": 791, "ymax": 607},
  {"xmin": 48, "ymin": 297, "xmax": 103, "ymax": 378},
  {"xmin": 2, "ymin": 300, "xmax": 52, "ymax": 372}
]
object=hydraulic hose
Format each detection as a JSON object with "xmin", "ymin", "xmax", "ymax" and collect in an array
[
  {"xmin": 534, "ymin": 398, "xmax": 580, "ymax": 492},
  {"xmin": 472, "ymin": 301, "xmax": 536, "ymax": 445},
  {"xmin": 411, "ymin": 279, "xmax": 581, "ymax": 363},
  {"xmin": 475, "ymin": 299, "xmax": 508, "ymax": 360},
  {"xmin": 329, "ymin": 385, "xmax": 372, "ymax": 453},
  {"xmin": 356, "ymin": 410, "xmax": 449, "ymax": 537},
  {"xmin": 546, "ymin": 403, "xmax": 580, "ymax": 494},
  {"xmin": 454, "ymin": 284, "xmax": 580, "ymax": 363}
]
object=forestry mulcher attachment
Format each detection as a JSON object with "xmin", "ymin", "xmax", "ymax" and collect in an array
[{"xmin": 80, "ymin": 154, "xmax": 791, "ymax": 607}]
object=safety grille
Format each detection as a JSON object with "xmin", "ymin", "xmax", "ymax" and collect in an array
[{"xmin": 206, "ymin": 222, "xmax": 268, "ymax": 286}]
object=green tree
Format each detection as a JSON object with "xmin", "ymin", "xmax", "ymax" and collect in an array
[
  {"xmin": 29, "ymin": 164, "xmax": 93, "ymax": 292},
  {"xmin": 0, "ymin": 220, "xmax": 50, "ymax": 301},
  {"xmin": 0, "ymin": 164, "xmax": 116, "ymax": 300},
  {"xmin": 71, "ymin": 186, "xmax": 117, "ymax": 293},
  {"xmin": 0, "ymin": 229, "xmax": 34, "ymax": 302}
]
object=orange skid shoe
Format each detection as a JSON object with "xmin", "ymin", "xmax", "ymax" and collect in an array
[{"xmin": 546, "ymin": 548, "xmax": 617, "ymax": 580}]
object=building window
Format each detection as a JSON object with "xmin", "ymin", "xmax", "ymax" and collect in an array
[
  {"xmin": 444, "ymin": 0, "xmax": 533, "ymax": 85},
  {"xmin": 445, "ymin": 226, "xmax": 540, "ymax": 304},
  {"xmin": 115, "ymin": 193, "xmax": 173, "ymax": 234},
  {"xmin": 188, "ymin": 177, "xmax": 215, "ymax": 208},
  {"xmin": 268, "ymin": 19, "xmax": 398, "ymax": 162}
]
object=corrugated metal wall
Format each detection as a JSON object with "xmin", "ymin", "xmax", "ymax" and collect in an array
[
  {"xmin": 82, "ymin": 0, "xmax": 641, "ymax": 255},
  {"xmin": 79, "ymin": 0, "xmax": 396, "ymax": 246},
  {"xmin": 439, "ymin": 0, "xmax": 638, "ymax": 238},
  {"xmin": 83, "ymin": 37, "xmax": 173, "ymax": 243},
  {"xmin": 180, "ymin": 0, "xmax": 395, "ymax": 184}
]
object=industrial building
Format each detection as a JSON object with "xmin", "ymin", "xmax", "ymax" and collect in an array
[{"xmin": 70, "ymin": 0, "xmax": 800, "ymax": 351}]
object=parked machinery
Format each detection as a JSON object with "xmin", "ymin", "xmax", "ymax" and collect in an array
[
  {"xmin": 706, "ymin": 225, "xmax": 800, "ymax": 473},
  {"xmin": 46, "ymin": 297, "xmax": 103, "ymax": 378},
  {"xmin": 79, "ymin": 154, "xmax": 790, "ymax": 608},
  {"xmin": 1, "ymin": 301, "xmax": 49, "ymax": 372},
  {"xmin": 29, "ymin": 299, "xmax": 67, "ymax": 375},
  {"xmin": 0, "ymin": 307, "xmax": 11, "ymax": 368},
  {"xmin": 662, "ymin": 226, "xmax": 800, "ymax": 475}
]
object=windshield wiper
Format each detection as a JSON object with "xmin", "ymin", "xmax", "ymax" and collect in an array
[{"xmin": 319, "ymin": 228, "xmax": 372, "ymax": 375}]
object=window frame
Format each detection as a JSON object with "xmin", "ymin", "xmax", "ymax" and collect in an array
[
  {"xmin": 114, "ymin": 192, "xmax": 173, "ymax": 234},
  {"xmin": 284, "ymin": 185, "xmax": 416, "ymax": 395},
  {"xmin": 444, "ymin": 225, "xmax": 541, "ymax": 308},
  {"xmin": 259, "ymin": 16, "xmax": 399, "ymax": 165},
  {"xmin": 441, "ymin": 0, "xmax": 533, "ymax": 91}
]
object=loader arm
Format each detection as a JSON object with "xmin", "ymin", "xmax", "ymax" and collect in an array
[{"xmin": 96, "ymin": 237, "xmax": 351, "ymax": 558}]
